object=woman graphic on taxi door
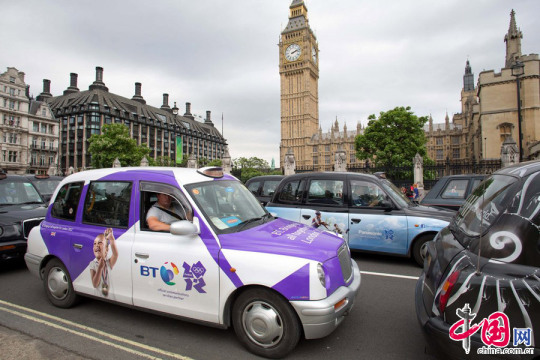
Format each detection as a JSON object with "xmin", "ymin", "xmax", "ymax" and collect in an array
[{"xmin": 90, "ymin": 228, "xmax": 118, "ymax": 296}]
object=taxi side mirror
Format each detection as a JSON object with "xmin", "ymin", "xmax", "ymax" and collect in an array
[{"xmin": 170, "ymin": 219, "xmax": 199, "ymax": 236}]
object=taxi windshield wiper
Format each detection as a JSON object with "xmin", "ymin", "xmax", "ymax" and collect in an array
[
  {"xmin": 236, "ymin": 216, "xmax": 264, "ymax": 231},
  {"xmin": 21, "ymin": 201, "xmax": 44, "ymax": 205}
]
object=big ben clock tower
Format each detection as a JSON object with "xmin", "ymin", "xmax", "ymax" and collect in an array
[{"xmin": 279, "ymin": 0, "xmax": 319, "ymax": 170}]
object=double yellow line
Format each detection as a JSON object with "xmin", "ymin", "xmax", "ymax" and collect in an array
[{"xmin": 0, "ymin": 299, "xmax": 194, "ymax": 360}]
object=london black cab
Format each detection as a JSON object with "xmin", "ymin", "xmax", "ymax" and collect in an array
[
  {"xmin": 416, "ymin": 160, "xmax": 540, "ymax": 359},
  {"xmin": 0, "ymin": 171, "xmax": 47, "ymax": 260}
]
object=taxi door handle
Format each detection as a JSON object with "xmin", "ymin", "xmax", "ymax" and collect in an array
[
  {"xmin": 302, "ymin": 215, "xmax": 311, "ymax": 220},
  {"xmin": 351, "ymin": 218, "xmax": 361, "ymax": 224},
  {"xmin": 73, "ymin": 243, "xmax": 83, "ymax": 249},
  {"xmin": 135, "ymin": 253, "xmax": 149, "ymax": 259}
]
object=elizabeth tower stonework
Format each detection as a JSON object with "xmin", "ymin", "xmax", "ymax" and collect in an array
[{"xmin": 279, "ymin": 0, "xmax": 319, "ymax": 170}]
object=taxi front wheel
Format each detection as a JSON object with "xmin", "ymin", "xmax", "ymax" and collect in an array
[
  {"xmin": 43, "ymin": 258, "xmax": 79, "ymax": 308},
  {"xmin": 232, "ymin": 288, "xmax": 301, "ymax": 359},
  {"xmin": 412, "ymin": 234, "xmax": 434, "ymax": 267}
]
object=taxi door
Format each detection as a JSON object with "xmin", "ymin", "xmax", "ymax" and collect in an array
[
  {"xmin": 132, "ymin": 183, "xmax": 220, "ymax": 324},
  {"xmin": 299, "ymin": 176, "xmax": 349, "ymax": 238},
  {"xmin": 348, "ymin": 179, "xmax": 408, "ymax": 255}
]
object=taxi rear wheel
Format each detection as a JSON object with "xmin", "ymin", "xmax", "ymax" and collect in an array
[
  {"xmin": 412, "ymin": 234, "xmax": 434, "ymax": 267},
  {"xmin": 43, "ymin": 258, "xmax": 79, "ymax": 308},
  {"xmin": 232, "ymin": 288, "xmax": 301, "ymax": 359}
]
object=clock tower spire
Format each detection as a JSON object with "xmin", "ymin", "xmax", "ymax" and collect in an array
[{"xmin": 279, "ymin": 0, "xmax": 319, "ymax": 170}]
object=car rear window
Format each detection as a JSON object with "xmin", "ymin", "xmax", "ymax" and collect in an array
[
  {"xmin": 455, "ymin": 175, "xmax": 518, "ymax": 238},
  {"xmin": 441, "ymin": 179, "xmax": 469, "ymax": 199}
]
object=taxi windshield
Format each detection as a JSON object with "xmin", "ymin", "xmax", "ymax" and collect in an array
[
  {"xmin": 0, "ymin": 180, "xmax": 43, "ymax": 205},
  {"xmin": 380, "ymin": 179, "xmax": 411, "ymax": 207},
  {"xmin": 186, "ymin": 180, "xmax": 269, "ymax": 234}
]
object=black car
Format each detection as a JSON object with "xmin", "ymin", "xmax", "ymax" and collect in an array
[
  {"xmin": 421, "ymin": 174, "xmax": 485, "ymax": 211},
  {"xmin": 416, "ymin": 160, "xmax": 540, "ymax": 359},
  {"xmin": 0, "ymin": 172, "xmax": 47, "ymax": 260},
  {"xmin": 23, "ymin": 174, "xmax": 63, "ymax": 203},
  {"xmin": 245, "ymin": 175, "xmax": 284, "ymax": 206}
]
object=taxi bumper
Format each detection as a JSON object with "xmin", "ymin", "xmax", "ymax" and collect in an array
[{"xmin": 291, "ymin": 261, "xmax": 361, "ymax": 339}]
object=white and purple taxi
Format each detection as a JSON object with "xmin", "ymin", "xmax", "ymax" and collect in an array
[{"xmin": 25, "ymin": 167, "xmax": 360, "ymax": 358}]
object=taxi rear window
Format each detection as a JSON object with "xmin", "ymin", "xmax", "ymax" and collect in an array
[{"xmin": 83, "ymin": 181, "xmax": 132, "ymax": 228}]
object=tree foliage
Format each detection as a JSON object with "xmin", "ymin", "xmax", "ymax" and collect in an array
[
  {"xmin": 232, "ymin": 157, "xmax": 281, "ymax": 183},
  {"xmin": 88, "ymin": 123, "xmax": 150, "ymax": 169},
  {"xmin": 355, "ymin": 106, "xmax": 428, "ymax": 168}
]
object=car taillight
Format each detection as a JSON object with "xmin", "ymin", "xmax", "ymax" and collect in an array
[{"xmin": 437, "ymin": 270, "xmax": 460, "ymax": 313}]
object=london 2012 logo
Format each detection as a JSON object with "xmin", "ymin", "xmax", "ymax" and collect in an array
[
  {"xmin": 449, "ymin": 303, "xmax": 533, "ymax": 356},
  {"xmin": 160, "ymin": 262, "xmax": 180, "ymax": 285},
  {"xmin": 183, "ymin": 261, "xmax": 207, "ymax": 293}
]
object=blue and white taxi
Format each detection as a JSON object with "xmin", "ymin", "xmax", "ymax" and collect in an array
[{"xmin": 25, "ymin": 167, "xmax": 360, "ymax": 358}]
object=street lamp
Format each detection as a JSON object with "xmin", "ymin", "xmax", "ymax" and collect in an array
[{"xmin": 511, "ymin": 61, "xmax": 525, "ymax": 162}]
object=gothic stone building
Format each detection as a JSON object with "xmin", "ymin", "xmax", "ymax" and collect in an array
[
  {"xmin": 279, "ymin": 0, "xmax": 363, "ymax": 172},
  {"xmin": 426, "ymin": 10, "xmax": 539, "ymax": 164},
  {"xmin": 37, "ymin": 67, "xmax": 227, "ymax": 174},
  {"xmin": 0, "ymin": 67, "xmax": 58, "ymax": 174}
]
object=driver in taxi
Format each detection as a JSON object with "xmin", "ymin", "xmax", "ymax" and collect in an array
[{"xmin": 146, "ymin": 193, "xmax": 187, "ymax": 231}]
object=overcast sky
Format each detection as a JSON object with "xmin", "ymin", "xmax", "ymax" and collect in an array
[{"xmin": 3, "ymin": 0, "xmax": 538, "ymax": 166}]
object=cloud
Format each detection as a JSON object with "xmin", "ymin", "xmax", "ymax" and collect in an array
[{"xmin": 3, "ymin": 0, "xmax": 538, "ymax": 167}]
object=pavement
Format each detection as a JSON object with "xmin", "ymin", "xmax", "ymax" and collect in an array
[{"xmin": 0, "ymin": 324, "xmax": 90, "ymax": 360}]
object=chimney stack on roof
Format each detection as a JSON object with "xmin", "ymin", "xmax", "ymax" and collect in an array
[
  {"xmin": 184, "ymin": 102, "xmax": 194, "ymax": 119},
  {"xmin": 161, "ymin": 93, "xmax": 171, "ymax": 112},
  {"xmin": 205, "ymin": 110, "xmax": 214, "ymax": 126},
  {"xmin": 36, "ymin": 79, "xmax": 52, "ymax": 101},
  {"xmin": 89, "ymin": 66, "xmax": 109, "ymax": 91},
  {"xmin": 63, "ymin": 73, "xmax": 80, "ymax": 95},
  {"xmin": 131, "ymin": 82, "xmax": 146, "ymax": 104}
]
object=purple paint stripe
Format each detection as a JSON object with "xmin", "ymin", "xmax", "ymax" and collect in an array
[{"xmin": 272, "ymin": 263, "xmax": 310, "ymax": 300}]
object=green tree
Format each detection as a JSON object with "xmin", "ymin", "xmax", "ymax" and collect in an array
[
  {"xmin": 231, "ymin": 157, "xmax": 281, "ymax": 183},
  {"xmin": 355, "ymin": 106, "xmax": 428, "ymax": 168},
  {"xmin": 88, "ymin": 123, "xmax": 150, "ymax": 169}
]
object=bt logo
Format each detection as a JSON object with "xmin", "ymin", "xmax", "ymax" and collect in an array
[
  {"xmin": 140, "ymin": 262, "xmax": 179, "ymax": 286},
  {"xmin": 140, "ymin": 261, "xmax": 207, "ymax": 293}
]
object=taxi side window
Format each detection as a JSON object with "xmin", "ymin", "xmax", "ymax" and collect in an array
[
  {"xmin": 307, "ymin": 179, "xmax": 344, "ymax": 206},
  {"xmin": 83, "ymin": 181, "xmax": 132, "ymax": 228},
  {"xmin": 278, "ymin": 180, "xmax": 304, "ymax": 204},
  {"xmin": 139, "ymin": 181, "xmax": 193, "ymax": 231},
  {"xmin": 51, "ymin": 182, "xmax": 84, "ymax": 221},
  {"xmin": 350, "ymin": 179, "xmax": 389, "ymax": 208},
  {"xmin": 247, "ymin": 181, "xmax": 260, "ymax": 195}
]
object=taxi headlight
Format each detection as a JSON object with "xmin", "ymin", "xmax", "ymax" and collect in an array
[{"xmin": 317, "ymin": 263, "xmax": 326, "ymax": 288}]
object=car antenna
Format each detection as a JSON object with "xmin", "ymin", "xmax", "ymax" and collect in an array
[{"xmin": 476, "ymin": 138, "xmax": 487, "ymax": 276}]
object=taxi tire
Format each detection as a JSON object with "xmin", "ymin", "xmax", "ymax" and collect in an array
[
  {"xmin": 232, "ymin": 288, "xmax": 301, "ymax": 359},
  {"xmin": 43, "ymin": 258, "xmax": 79, "ymax": 308},
  {"xmin": 412, "ymin": 234, "xmax": 434, "ymax": 267}
]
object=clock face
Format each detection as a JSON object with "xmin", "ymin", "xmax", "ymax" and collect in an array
[
  {"xmin": 312, "ymin": 47, "xmax": 317, "ymax": 63},
  {"xmin": 285, "ymin": 43, "xmax": 301, "ymax": 62}
]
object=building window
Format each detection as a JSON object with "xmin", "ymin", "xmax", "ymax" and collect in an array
[
  {"xmin": 499, "ymin": 123, "xmax": 513, "ymax": 142},
  {"xmin": 453, "ymin": 148, "xmax": 460, "ymax": 159},
  {"xmin": 436, "ymin": 149, "xmax": 444, "ymax": 160},
  {"xmin": 325, "ymin": 145, "xmax": 330, "ymax": 152},
  {"xmin": 42, "ymin": 108, "xmax": 47, "ymax": 116},
  {"xmin": 313, "ymin": 156, "xmax": 318, "ymax": 165},
  {"xmin": 436, "ymin": 137, "xmax": 443, "ymax": 146},
  {"xmin": 313, "ymin": 146, "xmax": 318, "ymax": 153},
  {"xmin": 33, "ymin": 122, "xmax": 39, "ymax": 132},
  {"xmin": 452, "ymin": 136, "xmax": 460, "ymax": 145}
]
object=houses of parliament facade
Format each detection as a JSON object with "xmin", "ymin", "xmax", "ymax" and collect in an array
[{"xmin": 279, "ymin": 2, "xmax": 539, "ymax": 171}]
